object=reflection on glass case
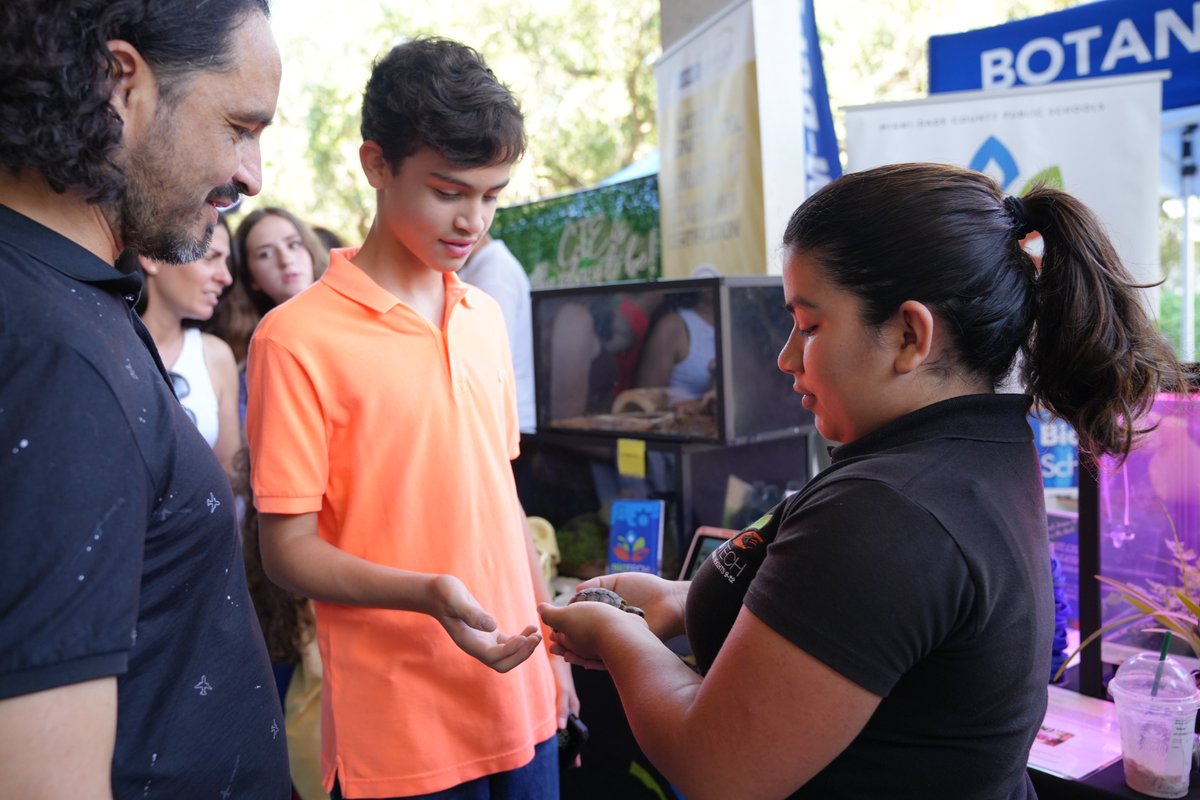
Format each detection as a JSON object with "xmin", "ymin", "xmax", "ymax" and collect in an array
[
  {"xmin": 1097, "ymin": 391, "xmax": 1200, "ymax": 665},
  {"xmin": 531, "ymin": 277, "xmax": 811, "ymax": 444}
]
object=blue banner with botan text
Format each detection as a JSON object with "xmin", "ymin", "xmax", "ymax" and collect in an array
[{"xmin": 928, "ymin": 0, "xmax": 1200, "ymax": 111}]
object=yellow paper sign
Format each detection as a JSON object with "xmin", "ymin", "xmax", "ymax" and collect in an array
[{"xmin": 616, "ymin": 438, "xmax": 647, "ymax": 479}]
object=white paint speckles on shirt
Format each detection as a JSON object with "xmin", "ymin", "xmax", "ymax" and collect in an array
[
  {"xmin": 124, "ymin": 359, "xmax": 139, "ymax": 380},
  {"xmin": 141, "ymin": 753, "xmax": 159, "ymax": 796},
  {"xmin": 141, "ymin": 752, "xmax": 158, "ymax": 797},
  {"xmin": 90, "ymin": 499, "xmax": 124, "ymax": 541},
  {"xmin": 10, "ymin": 438, "xmax": 28, "ymax": 455},
  {"xmin": 153, "ymin": 492, "xmax": 191, "ymax": 523},
  {"xmin": 74, "ymin": 498, "xmax": 126, "ymax": 584}
]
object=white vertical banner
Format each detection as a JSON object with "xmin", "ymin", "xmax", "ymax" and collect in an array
[
  {"xmin": 657, "ymin": 0, "xmax": 828, "ymax": 277},
  {"xmin": 656, "ymin": 0, "xmax": 764, "ymax": 278},
  {"xmin": 845, "ymin": 73, "xmax": 1164, "ymax": 289}
]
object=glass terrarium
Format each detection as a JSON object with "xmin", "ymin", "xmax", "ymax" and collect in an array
[
  {"xmin": 1095, "ymin": 391, "xmax": 1200, "ymax": 667},
  {"xmin": 531, "ymin": 276, "xmax": 811, "ymax": 444}
]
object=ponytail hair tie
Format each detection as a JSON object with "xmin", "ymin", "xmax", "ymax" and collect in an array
[{"xmin": 1003, "ymin": 195, "xmax": 1034, "ymax": 238}]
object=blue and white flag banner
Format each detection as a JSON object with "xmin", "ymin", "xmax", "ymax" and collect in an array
[
  {"xmin": 800, "ymin": 0, "xmax": 842, "ymax": 192},
  {"xmin": 844, "ymin": 73, "xmax": 1164, "ymax": 293}
]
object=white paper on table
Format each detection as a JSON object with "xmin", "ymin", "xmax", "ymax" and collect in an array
[{"xmin": 1028, "ymin": 685, "xmax": 1124, "ymax": 781}]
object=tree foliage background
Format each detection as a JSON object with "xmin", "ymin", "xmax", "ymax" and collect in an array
[
  {"xmin": 258, "ymin": 0, "xmax": 1084, "ymax": 242},
  {"xmin": 259, "ymin": 0, "xmax": 660, "ymax": 242}
]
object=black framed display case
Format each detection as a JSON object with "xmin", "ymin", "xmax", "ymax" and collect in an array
[
  {"xmin": 1073, "ymin": 365, "xmax": 1200, "ymax": 700},
  {"xmin": 531, "ymin": 276, "xmax": 812, "ymax": 445}
]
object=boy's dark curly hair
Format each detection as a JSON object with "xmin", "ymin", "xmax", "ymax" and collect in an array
[
  {"xmin": 0, "ymin": 0, "xmax": 270, "ymax": 205},
  {"xmin": 361, "ymin": 36, "xmax": 525, "ymax": 171}
]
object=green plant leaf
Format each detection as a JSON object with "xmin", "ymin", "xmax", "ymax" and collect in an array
[
  {"xmin": 1021, "ymin": 166, "xmax": 1063, "ymax": 193},
  {"xmin": 1177, "ymin": 591, "xmax": 1200, "ymax": 620},
  {"xmin": 1096, "ymin": 575, "xmax": 1161, "ymax": 612}
]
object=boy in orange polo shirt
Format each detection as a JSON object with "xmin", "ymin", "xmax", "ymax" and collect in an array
[{"xmin": 245, "ymin": 37, "xmax": 577, "ymax": 800}]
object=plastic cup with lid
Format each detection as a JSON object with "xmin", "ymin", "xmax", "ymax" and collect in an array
[{"xmin": 1110, "ymin": 651, "xmax": 1200, "ymax": 798}]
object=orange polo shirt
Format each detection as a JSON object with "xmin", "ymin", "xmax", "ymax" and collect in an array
[{"xmin": 246, "ymin": 249, "xmax": 556, "ymax": 798}]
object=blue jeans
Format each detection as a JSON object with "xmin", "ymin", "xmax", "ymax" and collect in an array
[{"xmin": 331, "ymin": 736, "xmax": 558, "ymax": 800}]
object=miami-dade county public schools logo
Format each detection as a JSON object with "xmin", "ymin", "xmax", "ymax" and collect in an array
[{"xmin": 969, "ymin": 135, "xmax": 1063, "ymax": 193}]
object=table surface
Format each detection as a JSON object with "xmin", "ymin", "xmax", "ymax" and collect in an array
[
  {"xmin": 1032, "ymin": 761, "xmax": 1200, "ymax": 799},
  {"xmin": 1034, "ymin": 669, "xmax": 1200, "ymax": 799}
]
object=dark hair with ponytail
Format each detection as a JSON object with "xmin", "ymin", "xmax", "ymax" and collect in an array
[{"xmin": 782, "ymin": 161, "xmax": 1183, "ymax": 461}]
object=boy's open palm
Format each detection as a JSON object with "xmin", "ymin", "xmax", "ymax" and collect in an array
[{"xmin": 431, "ymin": 574, "xmax": 542, "ymax": 673}]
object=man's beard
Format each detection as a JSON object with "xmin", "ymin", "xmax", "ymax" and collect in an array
[
  {"xmin": 117, "ymin": 174, "xmax": 212, "ymax": 264},
  {"xmin": 105, "ymin": 110, "xmax": 242, "ymax": 264}
]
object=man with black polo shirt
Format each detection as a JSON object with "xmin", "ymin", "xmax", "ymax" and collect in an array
[{"xmin": 0, "ymin": 2, "xmax": 290, "ymax": 796}]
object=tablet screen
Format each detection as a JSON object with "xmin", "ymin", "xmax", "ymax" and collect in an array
[{"xmin": 679, "ymin": 526, "xmax": 737, "ymax": 580}]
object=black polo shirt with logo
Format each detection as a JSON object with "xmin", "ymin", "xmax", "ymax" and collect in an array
[{"xmin": 686, "ymin": 394, "xmax": 1050, "ymax": 799}]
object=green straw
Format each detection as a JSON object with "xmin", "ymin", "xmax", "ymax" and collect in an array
[{"xmin": 1151, "ymin": 631, "xmax": 1173, "ymax": 697}]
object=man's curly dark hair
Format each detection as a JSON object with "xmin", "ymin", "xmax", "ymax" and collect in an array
[
  {"xmin": 0, "ymin": 0, "xmax": 270, "ymax": 206},
  {"xmin": 361, "ymin": 36, "xmax": 525, "ymax": 171}
]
